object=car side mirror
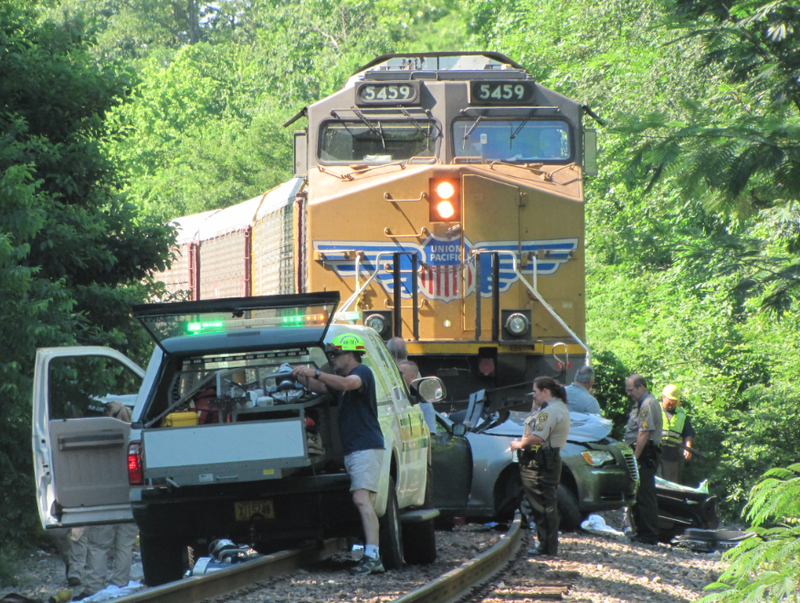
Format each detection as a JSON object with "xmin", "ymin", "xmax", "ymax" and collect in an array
[
  {"xmin": 411, "ymin": 377, "xmax": 447, "ymax": 403},
  {"xmin": 452, "ymin": 423, "xmax": 467, "ymax": 437}
]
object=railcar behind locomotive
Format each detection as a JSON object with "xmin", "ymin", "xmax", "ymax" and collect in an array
[{"xmin": 159, "ymin": 52, "xmax": 599, "ymax": 407}]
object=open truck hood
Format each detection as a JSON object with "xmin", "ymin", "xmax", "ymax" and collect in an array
[{"xmin": 132, "ymin": 292, "xmax": 341, "ymax": 355}]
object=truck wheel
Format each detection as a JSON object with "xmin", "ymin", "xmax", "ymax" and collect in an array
[
  {"xmin": 557, "ymin": 484, "xmax": 583, "ymax": 532},
  {"xmin": 379, "ymin": 478, "xmax": 404, "ymax": 570},
  {"xmin": 140, "ymin": 533, "xmax": 185, "ymax": 586},
  {"xmin": 402, "ymin": 518, "xmax": 436, "ymax": 565}
]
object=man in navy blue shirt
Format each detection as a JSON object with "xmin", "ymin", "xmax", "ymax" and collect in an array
[{"xmin": 293, "ymin": 333, "xmax": 385, "ymax": 575}]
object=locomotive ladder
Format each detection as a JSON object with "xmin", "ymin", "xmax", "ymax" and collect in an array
[
  {"xmin": 471, "ymin": 249, "xmax": 591, "ymax": 364},
  {"xmin": 337, "ymin": 251, "xmax": 420, "ymax": 340}
]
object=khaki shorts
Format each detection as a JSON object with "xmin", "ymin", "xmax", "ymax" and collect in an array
[{"xmin": 344, "ymin": 449, "xmax": 383, "ymax": 492}]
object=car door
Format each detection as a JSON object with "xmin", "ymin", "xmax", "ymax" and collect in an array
[
  {"xmin": 429, "ymin": 415, "xmax": 473, "ymax": 512},
  {"xmin": 366, "ymin": 332, "xmax": 428, "ymax": 505},
  {"xmin": 32, "ymin": 347, "xmax": 144, "ymax": 529}
]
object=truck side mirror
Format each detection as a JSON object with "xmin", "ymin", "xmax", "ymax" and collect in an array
[{"xmin": 411, "ymin": 377, "xmax": 447, "ymax": 403}]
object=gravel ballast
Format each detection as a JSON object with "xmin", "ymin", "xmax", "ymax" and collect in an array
[{"xmin": 1, "ymin": 524, "xmax": 725, "ymax": 603}]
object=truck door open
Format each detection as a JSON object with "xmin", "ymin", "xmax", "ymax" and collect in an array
[{"xmin": 32, "ymin": 347, "xmax": 143, "ymax": 529}]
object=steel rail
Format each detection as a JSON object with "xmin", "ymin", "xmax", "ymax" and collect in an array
[
  {"xmin": 116, "ymin": 538, "xmax": 346, "ymax": 603},
  {"xmin": 391, "ymin": 514, "xmax": 523, "ymax": 603},
  {"xmin": 112, "ymin": 515, "xmax": 522, "ymax": 603}
]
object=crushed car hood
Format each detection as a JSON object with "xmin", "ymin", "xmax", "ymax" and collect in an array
[{"xmin": 482, "ymin": 410, "xmax": 613, "ymax": 443}]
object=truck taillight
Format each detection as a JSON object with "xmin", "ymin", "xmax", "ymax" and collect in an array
[{"xmin": 128, "ymin": 441, "xmax": 143, "ymax": 485}]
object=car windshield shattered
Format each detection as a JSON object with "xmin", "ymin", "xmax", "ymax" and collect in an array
[
  {"xmin": 453, "ymin": 119, "xmax": 571, "ymax": 162},
  {"xmin": 319, "ymin": 120, "xmax": 437, "ymax": 163}
]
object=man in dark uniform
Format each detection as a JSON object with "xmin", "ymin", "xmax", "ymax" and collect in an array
[
  {"xmin": 624, "ymin": 374, "xmax": 663, "ymax": 545},
  {"xmin": 293, "ymin": 333, "xmax": 386, "ymax": 575}
]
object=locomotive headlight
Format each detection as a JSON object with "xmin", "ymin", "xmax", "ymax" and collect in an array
[
  {"xmin": 364, "ymin": 311, "xmax": 393, "ymax": 340},
  {"xmin": 365, "ymin": 314, "xmax": 387, "ymax": 333},
  {"xmin": 429, "ymin": 177, "xmax": 461, "ymax": 222},
  {"xmin": 436, "ymin": 200, "xmax": 455, "ymax": 219},
  {"xmin": 505, "ymin": 312, "xmax": 530, "ymax": 336},
  {"xmin": 501, "ymin": 310, "xmax": 531, "ymax": 340},
  {"xmin": 435, "ymin": 181, "xmax": 455, "ymax": 199}
]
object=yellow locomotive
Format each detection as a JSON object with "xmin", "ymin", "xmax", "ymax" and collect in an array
[{"xmin": 161, "ymin": 52, "xmax": 598, "ymax": 407}]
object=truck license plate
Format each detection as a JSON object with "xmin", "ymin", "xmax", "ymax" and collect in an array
[{"xmin": 235, "ymin": 499, "xmax": 275, "ymax": 521}]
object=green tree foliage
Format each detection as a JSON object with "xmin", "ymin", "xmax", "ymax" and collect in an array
[
  {"xmin": 40, "ymin": 0, "xmax": 246, "ymax": 59},
  {"xmin": 97, "ymin": 0, "xmax": 477, "ymax": 217},
  {"xmin": 0, "ymin": 0, "xmax": 173, "ymax": 571},
  {"xmin": 702, "ymin": 464, "xmax": 800, "ymax": 602},
  {"xmin": 590, "ymin": 349, "xmax": 632, "ymax": 440},
  {"xmin": 620, "ymin": 0, "xmax": 800, "ymax": 313},
  {"xmin": 463, "ymin": 0, "xmax": 799, "ymax": 516}
]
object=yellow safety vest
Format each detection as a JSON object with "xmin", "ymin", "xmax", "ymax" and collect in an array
[{"xmin": 661, "ymin": 407, "xmax": 687, "ymax": 448}]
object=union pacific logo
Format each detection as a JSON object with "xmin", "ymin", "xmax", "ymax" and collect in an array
[{"xmin": 315, "ymin": 235, "xmax": 578, "ymax": 303}]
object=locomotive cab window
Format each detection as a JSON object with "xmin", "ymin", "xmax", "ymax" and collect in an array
[
  {"xmin": 319, "ymin": 120, "xmax": 436, "ymax": 163},
  {"xmin": 452, "ymin": 119, "xmax": 572, "ymax": 163}
]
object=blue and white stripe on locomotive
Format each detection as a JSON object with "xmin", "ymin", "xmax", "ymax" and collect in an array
[{"xmin": 314, "ymin": 235, "xmax": 578, "ymax": 303}]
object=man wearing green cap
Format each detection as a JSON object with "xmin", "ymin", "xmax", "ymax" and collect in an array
[
  {"xmin": 658, "ymin": 384, "xmax": 695, "ymax": 484},
  {"xmin": 293, "ymin": 333, "xmax": 386, "ymax": 576}
]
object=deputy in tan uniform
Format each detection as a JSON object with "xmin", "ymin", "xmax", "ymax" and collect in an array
[
  {"xmin": 624, "ymin": 374, "xmax": 663, "ymax": 545},
  {"xmin": 510, "ymin": 376, "xmax": 570, "ymax": 556}
]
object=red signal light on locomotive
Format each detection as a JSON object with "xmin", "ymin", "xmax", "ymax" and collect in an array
[{"xmin": 429, "ymin": 177, "xmax": 461, "ymax": 222}]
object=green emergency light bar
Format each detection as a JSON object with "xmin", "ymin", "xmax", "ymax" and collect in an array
[
  {"xmin": 187, "ymin": 321, "xmax": 224, "ymax": 333},
  {"xmin": 187, "ymin": 313, "xmax": 327, "ymax": 334}
]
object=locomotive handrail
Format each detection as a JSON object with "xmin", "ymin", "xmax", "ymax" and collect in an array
[
  {"xmin": 383, "ymin": 192, "xmax": 428, "ymax": 202},
  {"xmin": 384, "ymin": 227, "xmax": 430, "ymax": 238},
  {"xmin": 317, "ymin": 165, "xmax": 354, "ymax": 180},
  {"xmin": 339, "ymin": 251, "xmax": 397, "ymax": 314},
  {"xmin": 470, "ymin": 249, "xmax": 591, "ymax": 364},
  {"xmin": 546, "ymin": 163, "xmax": 579, "ymax": 180},
  {"xmin": 346, "ymin": 161, "xmax": 407, "ymax": 176},
  {"xmin": 489, "ymin": 160, "xmax": 548, "ymax": 177},
  {"xmin": 459, "ymin": 105, "xmax": 561, "ymax": 114}
]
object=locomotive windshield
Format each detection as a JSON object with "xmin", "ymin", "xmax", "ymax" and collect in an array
[
  {"xmin": 453, "ymin": 119, "xmax": 571, "ymax": 162},
  {"xmin": 319, "ymin": 120, "xmax": 437, "ymax": 163}
]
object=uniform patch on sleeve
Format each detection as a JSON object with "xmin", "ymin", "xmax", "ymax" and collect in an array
[{"xmin": 537, "ymin": 412, "xmax": 549, "ymax": 424}]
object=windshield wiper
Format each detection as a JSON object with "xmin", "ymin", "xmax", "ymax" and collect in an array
[
  {"xmin": 399, "ymin": 108, "xmax": 430, "ymax": 137},
  {"xmin": 462, "ymin": 113, "xmax": 484, "ymax": 143},
  {"xmin": 510, "ymin": 110, "xmax": 535, "ymax": 142},
  {"xmin": 351, "ymin": 107, "xmax": 386, "ymax": 148}
]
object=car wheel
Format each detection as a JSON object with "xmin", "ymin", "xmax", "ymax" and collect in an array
[
  {"xmin": 140, "ymin": 532, "xmax": 185, "ymax": 586},
  {"xmin": 557, "ymin": 484, "xmax": 582, "ymax": 532},
  {"xmin": 379, "ymin": 477, "xmax": 404, "ymax": 570}
]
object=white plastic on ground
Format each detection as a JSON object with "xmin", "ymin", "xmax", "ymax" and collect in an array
[
  {"xmin": 580, "ymin": 514, "xmax": 626, "ymax": 538},
  {"xmin": 73, "ymin": 581, "xmax": 145, "ymax": 601}
]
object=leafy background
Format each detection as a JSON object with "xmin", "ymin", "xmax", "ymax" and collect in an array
[{"xmin": 2, "ymin": 0, "xmax": 798, "ymax": 595}]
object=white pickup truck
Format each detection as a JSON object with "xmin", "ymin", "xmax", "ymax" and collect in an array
[{"xmin": 32, "ymin": 292, "xmax": 441, "ymax": 586}]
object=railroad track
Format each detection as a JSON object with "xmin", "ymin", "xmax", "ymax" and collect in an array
[{"xmin": 109, "ymin": 515, "xmax": 573, "ymax": 603}]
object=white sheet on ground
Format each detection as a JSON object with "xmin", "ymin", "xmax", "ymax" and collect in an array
[
  {"xmin": 74, "ymin": 581, "xmax": 145, "ymax": 602},
  {"xmin": 581, "ymin": 514, "xmax": 626, "ymax": 538}
]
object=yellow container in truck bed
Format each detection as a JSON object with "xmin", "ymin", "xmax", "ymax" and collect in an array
[{"xmin": 163, "ymin": 411, "xmax": 199, "ymax": 427}]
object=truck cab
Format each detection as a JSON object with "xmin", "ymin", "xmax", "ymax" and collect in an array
[{"xmin": 32, "ymin": 292, "xmax": 441, "ymax": 586}]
